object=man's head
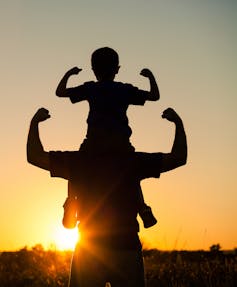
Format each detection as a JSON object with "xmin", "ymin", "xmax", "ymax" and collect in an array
[{"xmin": 91, "ymin": 47, "xmax": 120, "ymax": 81}]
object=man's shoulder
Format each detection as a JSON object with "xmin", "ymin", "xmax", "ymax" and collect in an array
[
  {"xmin": 134, "ymin": 152, "xmax": 163, "ymax": 159},
  {"xmin": 49, "ymin": 150, "xmax": 88, "ymax": 161},
  {"xmin": 132, "ymin": 152, "xmax": 163, "ymax": 179}
]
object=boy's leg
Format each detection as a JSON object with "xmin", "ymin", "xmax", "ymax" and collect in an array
[
  {"xmin": 62, "ymin": 181, "xmax": 78, "ymax": 229},
  {"xmin": 137, "ymin": 185, "xmax": 157, "ymax": 228},
  {"xmin": 79, "ymin": 136, "xmax": 135, "ymax": 154}
]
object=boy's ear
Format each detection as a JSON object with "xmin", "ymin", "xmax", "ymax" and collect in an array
[{"xmin": 115, "ymin": 66, "xmax": 120, "ymax": 74}]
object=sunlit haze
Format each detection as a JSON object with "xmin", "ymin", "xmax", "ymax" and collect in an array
[
  {"xmin": 1, "ymin": 1, "xmax": 237, "ymax": 251},
  {"xmin": 54, "ymin": 226, "xmax": 79, "ymax": 251}
]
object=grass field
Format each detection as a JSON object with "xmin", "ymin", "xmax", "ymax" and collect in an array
[{"xmin": 0, "ymin": 245, "xmax": 236, "ymax": 287}]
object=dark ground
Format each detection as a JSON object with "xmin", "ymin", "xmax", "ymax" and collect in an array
[{"xmin": 1, "ymin": 245, "xmax": 236, "ymax": 287}]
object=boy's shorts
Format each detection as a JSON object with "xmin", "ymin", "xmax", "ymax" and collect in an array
[
  {"xmin": 68, "ymin": 243, "xmax": 145, "ymax": 287},
  {"xmin": 79, "ymin": 137, "xmax": 135, "ymax": 154}
]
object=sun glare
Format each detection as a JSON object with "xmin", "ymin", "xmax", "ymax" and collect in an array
[{"xmin": 54, "ymin": 226, "xmax": 80, "ymax": 251}]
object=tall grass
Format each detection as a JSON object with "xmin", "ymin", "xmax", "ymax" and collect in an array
[{"xmin": 0, "ymin": 245, "xmax": 236, "ymax": 286}]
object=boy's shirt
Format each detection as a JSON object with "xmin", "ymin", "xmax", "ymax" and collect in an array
[{"xmin": 67, "ymin": 81, "xmax": 150, "ymax": 139}]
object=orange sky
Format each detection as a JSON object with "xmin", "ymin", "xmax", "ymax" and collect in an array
[{"xmin": 1, "ymin": 1, "xmax": 237, "ymax": 251}]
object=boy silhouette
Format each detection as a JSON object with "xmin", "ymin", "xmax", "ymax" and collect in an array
[{"xmin": 56, "ymin": 47, "xmax": 160, "ymax": 229}]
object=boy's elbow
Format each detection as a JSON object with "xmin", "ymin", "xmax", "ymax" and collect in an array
[
  {"xmin": 153, "ymin": 94, "xmax": 160, "ymax": 101},
  {"xmin": 56, "ymin": 89, "xmax": 63, "ymax": 97},
  {"xmin": 56, "ymin": 89, "xmax": 70, "ymax": 98},
  {"xmin": 149, "ymin": 97, "xmax": 159, "ymax": 102},
  {"xmin": 148, "ymin": 92, "xmax": 160, "ymax": 101},
  {"xmin": 55, "ymin": 86, "xmax": 66, "ymax": 97}
]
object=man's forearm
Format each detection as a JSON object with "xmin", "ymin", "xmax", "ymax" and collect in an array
[
  {"xmin": 160, "ymin": 108, "xmax": 187, "ymax": 173},
  {"xmin": 172, "ymin": 119, "xmax": 187, "ymax": 166},
  {"xmin": 27, "ymin": 120, "xmax": 50, "ymax": 170}
]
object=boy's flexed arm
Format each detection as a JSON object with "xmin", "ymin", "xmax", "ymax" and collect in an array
[
  {"xmin": 56, "ymin": 67, "xmax": 82, "ymax": 97},
  {"xmin": 140, "ymin": 68, "xmax": 160, "ymax": 101}
]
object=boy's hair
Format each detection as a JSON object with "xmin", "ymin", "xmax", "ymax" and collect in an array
[{"xmin": 91, "ymin": 47, "xmax": 119, "ymax": 79}]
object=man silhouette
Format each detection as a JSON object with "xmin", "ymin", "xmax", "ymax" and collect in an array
[{"xmin": 27, "ymin": 107, "xmax": 187, "ymax": 287}]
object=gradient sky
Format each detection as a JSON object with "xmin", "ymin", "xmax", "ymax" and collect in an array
[{"xmin": 1, "ymin": 0, "xmax": 236, "ymax": 251}]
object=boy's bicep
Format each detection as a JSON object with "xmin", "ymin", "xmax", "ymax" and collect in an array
[
  {"xmin": 67, "ymin": 86, "xmax": 88, "ymax": 103},
  {"xmin": 129, "ymin": 87, "xmax": 148, "ymax": 105}
]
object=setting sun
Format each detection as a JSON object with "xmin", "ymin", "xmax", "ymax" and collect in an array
[{"xmin": 54, "ymin": 225, "xmax": 80, "ymax": 250}]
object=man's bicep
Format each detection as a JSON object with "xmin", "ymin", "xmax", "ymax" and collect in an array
[
  {"xmin": 160, "ymin": 153, "xmax": 181, "ymax": 173},
  {"xmin": 49, "ymin": 151, "xmax": 72, "ymax": 179},
  {"xmin": 29, "ymin": 151, "xmax": 50, "ymax": 171}
]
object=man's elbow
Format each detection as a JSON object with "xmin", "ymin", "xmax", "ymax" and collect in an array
[
  {"xmin": 27, "ymin": 152, "xmax": 38, "ymax": 167},
  {"xmin": 161, "ymin": 153, "xmax": 187, "ymax": 173},
  {"xmin": 27, "ymin": 151, "xmax": 50, "ymax": 170},
  {"xmin": 175, "ymin": 154, "xmax": 187, "ymax": 168}
]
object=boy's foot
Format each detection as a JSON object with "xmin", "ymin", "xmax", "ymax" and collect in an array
[
  {"xmin": 140, "ymin": 206, "xmax": 157, "ymax": 228},
  {"xmin": 62, "ymin": 197, "xmax": 78, "ymax": 229}
]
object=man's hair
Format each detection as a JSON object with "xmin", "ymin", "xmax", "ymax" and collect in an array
[{"xmin": 91, "ymin": 47, "xmax": 119, "ymax": 78}]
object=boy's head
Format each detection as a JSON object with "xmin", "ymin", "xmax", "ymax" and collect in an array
[{"xmin": 91, "ymin": 47, "xmax": 120, "ymax": 81}]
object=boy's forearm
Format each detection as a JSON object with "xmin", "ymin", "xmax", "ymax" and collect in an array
[
  {"xmin": 56, "ymin": 67, "xmax": 81, "ymax": 97},
  {"xmin": 56, "ymin": 72, "xmax": 71, "ymax": 97}
]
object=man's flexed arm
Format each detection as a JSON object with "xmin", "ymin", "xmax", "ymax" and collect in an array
[
  {"xmin": 27, "ymin": 108, "xmax": 51, "ymax": 171},
  {"xmin": 161, "ymin": 108, "xmax": 187, "ymax": 173}
]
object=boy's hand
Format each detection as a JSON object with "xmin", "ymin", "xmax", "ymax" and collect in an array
[
  {"xmin": 162, "ymin": 108, "xmax": 181, "ymax": 123},
  {"xmin": 140, "ymin": 68, "xmax": 154, "ymax": 78},
  {"xmin": 67, "ymin": 67, "xmax": 82, "ymax": 75},
  {"xmin": 31, "ymin": 108, "xmax": 51, "ymax": 123}
]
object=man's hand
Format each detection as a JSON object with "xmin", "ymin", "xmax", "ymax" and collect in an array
[
  {"xmin": 140, "ymin": 68, "xmax": 154, "ymax": 78},
  {"xmin": 67, "ymin": 67, "xmax": 82, "ymax": 75},
  {"xmin": 31, "ymin": 108, "xmax": 51, "ymax": 123},
  {"xmin": 162, "ymin": 108, "xmax": 181, "ymax": 124}
]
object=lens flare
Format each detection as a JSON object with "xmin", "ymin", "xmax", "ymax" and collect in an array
[{"xmin": 54, "ymin": 225, "xmax": 80, "ymax": 250}]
